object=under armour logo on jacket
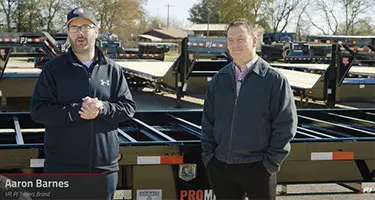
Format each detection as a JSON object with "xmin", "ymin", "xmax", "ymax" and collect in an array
[{"xmin": 100, "ymin": 80, "xmax": 110, "ymax": 86}]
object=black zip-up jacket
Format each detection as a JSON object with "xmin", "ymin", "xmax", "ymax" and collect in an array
[{"xmin": 30, "ymin": 47, "xmax": 136, "ymax": 173}]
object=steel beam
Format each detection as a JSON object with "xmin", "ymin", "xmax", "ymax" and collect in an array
[
  {"xmin": 167, "ymin": 114, "xmax": 201, "ymax": 138},
  {"xmin": 13, "ymin": 116, "xmax": 24, "ymax": 145},
  {"xmin": 132, "ymin": 118, "xmax": 176, "ymax": 142},
  {"xmin": 117, "ymin": 128, "xmax": 137, "ymax": 143}
]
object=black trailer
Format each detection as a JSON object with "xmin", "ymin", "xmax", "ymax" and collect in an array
[
  {"xmin": 284, "ymin": 35, "xmax": 375, "ymax": 66},
  {"xmin": 269, "ymin": 63, "xmax": 375, "ymax": 104},
  {"xmin": 0, "ymin": 36, "xmax": 231, "ymax": 111},
  {"xmin": 0, "ymin": 32, "xmax": 62, "ymax": 69},
  {"xmin": 1, "ymin": 34, "xmax": 374, "ymax": 111},
  {"xmin": 118, "ymin": 37, "xmax": 231, "ymax": 106},
  {"xmin": 271, "ymin": 36, "xmax": 375, "ymax": 106},
  {"xmin": 0, "ymin": 109, "xmax": 374, "ymax": 199}
]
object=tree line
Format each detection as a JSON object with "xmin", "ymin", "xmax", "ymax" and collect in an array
[
  {"xmin": 0, "ymin": 0, "xmax": 159, "ymax": 42},
  {"xmin": 0, "ymin": 0, "xmax": 374, "ymax": 43},
  {"xmin": 189, "ymin": 0, "xmax": 375, "ymax": 37}
]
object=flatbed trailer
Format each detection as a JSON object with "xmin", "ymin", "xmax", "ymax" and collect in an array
[
  {"xmin": 0, "ymin": 108, "xmax": 374, "ymax": 199},
  {"xmin": 118, "ymin": 37, "xmax": 231, "ymax": 106},
  {"xmin": 271, "ymin": 36, "xmax": 375, "ymax": 106},
  {"xmin": 269, "ymin": 63, "xmax": 375, "ymax": 103},
  {"xmin": 116, "ymin": 36, "xmax": 375, "ymax": 106},
  {"xmin": 1, "ymin": 35, "xmax": 374, "ymax": 111},
  {"xmin": 0, "ymin": 36, "xmax": 231, "ymax": 110},
  {"xmin": 117, "ymin": 42, "xmax": 169, "ymax": 61},
  {"xmin": 284, "ymin": 35, "xmax": 375, "ymax": 65}
]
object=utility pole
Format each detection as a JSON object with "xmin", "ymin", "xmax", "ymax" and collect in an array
[{"xmin": 165, "ymin": 2, "xmax": 174, "ymax": 29}]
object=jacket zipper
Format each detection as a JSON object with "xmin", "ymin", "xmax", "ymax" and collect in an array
[
  {"xmin": 89, "ymin": 68, "xmax": 96, "ymax": 173},
  {"xmin": 227, "ymin": 73, "xmax": 238, "ymax": 161},
  {"xmin": 83, "ymin": 65, "xmax": 94, "ymax": 173},
  {"xmin": 89, "ymin": 120, "xmax": 94, "ymax": 173}
]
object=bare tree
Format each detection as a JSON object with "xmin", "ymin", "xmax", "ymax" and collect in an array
[
  {"xmin": 348, "ymin": 18, "xmax": 374, "ymax": 35},
  {"xmin": 269, "ymin": 0, "xmax": 301, "ymax": 33},
  {"xmin": 305, "ymin": 0, "xmax": 339, "ymax": 35},
  {"xmin": 17, "ymin": 0, "xmax": 43, "ymax": 32},
  {"xmin": 341, "ymin": 0, "xmax": 373, "ymax": 35},
  {"xmin": 307, "ymin": 0, "xmax": 373, "ymax": 35},
  {"xmin": 53, "ymin": 0, "xmax": 76, "ymax": 32},
  {"xmin": 253, "ymin": 0, "xmax": 272, "ymax": 32},
  {"xmin": 295, "ymin": 1, "xmax": 310, "ymax": 40},
  {"xmin": 0, "ymin": 0, "xmax": 17, "ymax": 31},
  {"xmin": 41, "ymin": 0, "xmax": 63, "ymax": 33},
  {"xmin": 305, "ymin": 14, "xmax": 327, "ymax": 35},
  {"xmin": 0, "ymin": 15, "xmax": 4, "ymax": 30}
]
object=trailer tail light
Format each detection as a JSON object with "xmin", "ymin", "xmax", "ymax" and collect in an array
[
  {"xmin": 311, "ymin": 152, "xmax": 354, "ymax": 160},
  {"xmin": 137, "ymin": 156, "xmax": 183, "ymax": 165}
]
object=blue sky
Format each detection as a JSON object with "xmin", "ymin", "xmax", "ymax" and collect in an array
[{"xmin": 145, "ymin": 0, "xmax": 199, "ymax": 27}]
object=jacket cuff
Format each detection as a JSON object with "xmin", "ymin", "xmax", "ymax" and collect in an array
[
  {"xmin": 98, "ymin": 101, "xmax": 109, "ymax": 117},
  {"xmin": 262, "ymin": 158, "xmax": 279, "ymax": 174},
  {"xmin": 67, "ymin": 103, "xmax": 82, "ymax": 122},
  {"xmin": 202, "ymin": 153, "xmax": 214, "ymax": 168}
]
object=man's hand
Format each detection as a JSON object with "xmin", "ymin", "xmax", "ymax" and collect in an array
[{"xmin": 79, "ymin": 96, "xmax": 104, "ymax": 120}]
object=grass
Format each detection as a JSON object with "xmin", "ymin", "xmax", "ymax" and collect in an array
[{"xmin": 164, "ymin": 53, "xmax": 179, "ymax": 62}]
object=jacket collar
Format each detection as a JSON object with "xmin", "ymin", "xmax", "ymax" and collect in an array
[
  {"xmin": 67, "ymin": 46, "xmax": 108, "ymax": 67},
  {"xmin": 220, "ymin": 56, "xmax": 268, "ymax": 78}
]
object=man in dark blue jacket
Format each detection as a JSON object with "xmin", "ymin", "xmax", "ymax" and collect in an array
[
  {"xmin": 30, "ymin": 7, "xmax": 136, "ymax": 200},
  {"xmin": 201, "ymin": 19, "xmax": 297, "ymax": 200}
]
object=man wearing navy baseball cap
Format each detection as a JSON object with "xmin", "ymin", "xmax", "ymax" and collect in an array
[
  {"xmin": 31, "ymin": 7, "xmax": 136, "ymax": 200},
  {"xmin": 66, "ymin": 7, "xmax": 99, "ymax": 26},
  {"xmin": 66, "ymin": 7, "xmax": 99, "ymax": 57}
]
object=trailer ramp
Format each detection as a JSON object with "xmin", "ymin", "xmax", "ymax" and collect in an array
[{"xmin": 271, "ymin": 63, "xmax": 375, "ymax": 77}]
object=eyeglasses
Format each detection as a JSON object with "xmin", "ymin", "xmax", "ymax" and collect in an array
[{"xmin": 68, "ymin": 25, "xmax": 96, "ymax": 33}]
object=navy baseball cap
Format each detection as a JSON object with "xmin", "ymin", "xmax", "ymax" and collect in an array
[{"xmin": 66, "ymin": 7, "xmax": 98, "ymax": 26}]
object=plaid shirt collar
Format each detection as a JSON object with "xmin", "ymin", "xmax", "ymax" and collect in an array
[{"xmin": 232, "ymin": 55, "xmax": 259, "ymax": 73}]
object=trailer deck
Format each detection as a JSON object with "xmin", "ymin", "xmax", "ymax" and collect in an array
[
  {"xmin": 270, "ymin": 63, "xmax": 375, "ymax": 77},
  {"xmin": 2, "ymin": 61, "xmax": 40, "ymax": 78},
  {"xmin": 117, "ymin": 61, "xmax": 173, "ymax": 78}
]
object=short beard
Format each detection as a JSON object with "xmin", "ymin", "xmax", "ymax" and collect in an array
[{"xmin": 69, "ymin": 37, "xmax": 94, "ymax": 55}]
